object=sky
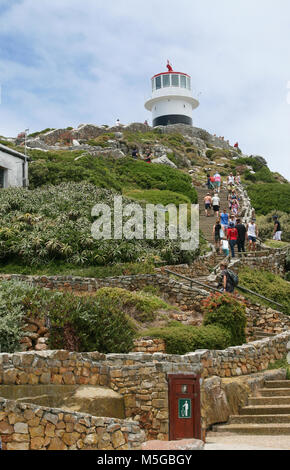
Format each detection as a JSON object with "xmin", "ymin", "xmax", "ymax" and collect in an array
[{"xmin": 0, "ymin": 0, "xmax": 290, "ymax": 179}]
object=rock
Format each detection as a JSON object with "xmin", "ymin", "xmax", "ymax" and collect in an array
[
  {"xmin": 141, "ymin": 439, "xmax": 204, "ymax": 450},
  {"xmin": 72, "ymin": 139, "xmax": 80, "ymax": 146},
  {"xmin": 151, "ymin": 156, "xmax": 177, "ymax": 168}
]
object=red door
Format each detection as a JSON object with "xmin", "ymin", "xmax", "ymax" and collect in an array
[{"xmin": 168, "ymin": 374, "xmax": 201, "ymax": 441}]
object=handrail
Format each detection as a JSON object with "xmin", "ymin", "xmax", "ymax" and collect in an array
[
  {"xmin": 164, "ymin": 269, "xmax": 221, "ymax": 293},
  {"xmin": 164, "ymin": 268, "xmax": 284, "ymax": 309}
]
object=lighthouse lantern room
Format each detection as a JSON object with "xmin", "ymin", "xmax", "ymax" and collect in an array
[{"xmin": 145, "ymin": 61, "xmax": 199, "ymax": 127}]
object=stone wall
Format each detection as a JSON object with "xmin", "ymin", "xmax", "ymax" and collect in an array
[
  {"xmin": 0, "ymin": 399, "xmax": 144, "ymax": 451},
  {"xmin": 1, "ymin": 331, "xmax": 290, "ymax": 447}
]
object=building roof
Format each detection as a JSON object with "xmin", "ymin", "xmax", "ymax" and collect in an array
[{"xmin": 0, "ymin": 143, "xmax": 30, "ymax": 162}]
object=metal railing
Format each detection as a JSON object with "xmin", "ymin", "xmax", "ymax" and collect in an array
[{"xmin": 164, "ymin": 268, "xmax": 284, "ymax": 310}]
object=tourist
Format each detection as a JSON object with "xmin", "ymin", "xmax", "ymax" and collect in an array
[
  {"xmin": 212, "ymin": 193, "xmax": 220, "ymax": 218},
  {"xmin": 246, "ymin": 219, "xmax": 259, "ymax": 252},
  {"xmin": 235, "ymin": 172, "xmax": 241, "ymax": 185},
  {"xmin": 204, "ymin": 193, "xmax": 212, "ymax": 217},
  {"xmin": 234, "ymin": 142, "xmax": 239, "ymax": 148},
  {"xmin": 220, "ymin": 209, "xmax": 229, "ymax": 233},
  {"xmin": 132, "ymin": 147, "xmax": 138, "ymax": 159},
  {"xmin": 213, "ymin": 218, "xmax": 222, "ymax": 254},
  {"xmin": 145, "ymin": 149, "xmax": 152, "ymax": 163},
  {"xmin": 214, "ymin": 172, "xmax": 222, "ymax": 193},
  {"xmin": 221, "ymin": 238, "xmax": 230, "ymax": 257},
  {"xmin": 227, "ymin": 222, "xmax": 238, "ymax": 258},
  {"xmin": 236, "ymin": 218, "xmax": 246, "ymax": 253},
  {"xmin": 227, "ymin": 173, "xmax": 235, "ymax": 186},
  {"xmin": 206, "ymin": 173, "xmax": 212, "ymax": 190},
  {"xmin": 220, "ymin": 262, "xmax": 235, "ymax": 293},
  {"xmin": 273, "ymin": 216, "xmax": 282, "ymax": 241}
]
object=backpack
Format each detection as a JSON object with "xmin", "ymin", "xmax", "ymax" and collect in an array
[{"xmin": 227, "ymin": 269, "xmax": 239, "ymax": 287}]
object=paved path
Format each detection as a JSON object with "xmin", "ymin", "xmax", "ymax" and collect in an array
[{"xmin": 204, "ymin": 433, "xmax": 290, "ymax": 450}]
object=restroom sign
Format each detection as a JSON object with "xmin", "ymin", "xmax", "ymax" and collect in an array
[{"xmin": 178, "ymin": 399, "xmax": 192, "ymax": 419}]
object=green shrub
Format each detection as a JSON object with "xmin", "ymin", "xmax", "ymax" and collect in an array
[
  {"xmin": 247, "ymin": 183, "xmax": 290, "ymax": 215},
  {"xmin": 141, "ymin": 322, "xmax": 232, "ymax": 355},
  {"xmin": 45, "ymin": 294, "xmax": 135, "ymax": 353},
  {"xmin": 0, "ymin": 182, "xmax": 198, "ymax": 267},
  {"xmin": 0, "ymin": 281, "xmax": 136, "ymax": 354},
  {"xmin": 93, "ymin": 287, "xmax": 172, "ymax": 323},
  {"xmin": 238, "ymin": 267, "xmax": 290, "ymax": 315},
  {"xmin": 202, "ymin": 293, "xmax": 247, "ymax": 346}
]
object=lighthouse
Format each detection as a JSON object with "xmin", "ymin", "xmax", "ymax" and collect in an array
[{"xmin": 145, "ymin": 61, "xmax": 199, "ymax": 127}]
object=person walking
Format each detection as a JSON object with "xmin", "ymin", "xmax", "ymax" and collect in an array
[
  {"xmin": 227, "ymin": 222, "xmax": 238, "ymax": 258},
  {"xmin": 214, "ymin": 172, "xmax": 222, "ymax": 193},
  {"xmin": 273, "ymin": 216, "xmax": 282, "ymax": 241},
  {"xmin": 236, "ymin": 218, "xmax": 246, "ymax": 253},
  {"xmin": 220, "ymin": 209, "xmax": 229, "ymax": 234},
  {"xmin": 132, "ymin": 147, "xmax": 139, "ymax": 159},
  {"xmin": 213, "ymin": 218, "xmax": 222, "ymax": 254},
  {"xmin": 212, "ymin": 193, "xmax": 220, "ymax": 218},
  {"xmin": 247, "ymin": 219, "xmax": 259, "ymax": 252},
  {"xmin": 220, "ymin": 262, "xmax": 235, "ymax": 293},
  {"xmin": 204, "ymin": 193, "xmax": 212, "ymax": 217}
]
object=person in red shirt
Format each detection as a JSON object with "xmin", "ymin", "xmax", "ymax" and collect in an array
[{"xmin": 227, "ymin": 222, "xmax": 238, "ymax": 258}]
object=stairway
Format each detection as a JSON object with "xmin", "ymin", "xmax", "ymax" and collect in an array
[
  {"xmin": 211, "ymin": 380, "xmax": 290, "ymax": 435},
  {"xmin": 196, "ymin": 186, "xmax": 229, "ymax": 246}
]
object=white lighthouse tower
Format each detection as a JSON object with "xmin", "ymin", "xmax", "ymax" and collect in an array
[{"xmin": 145, "ymin": 61, "xmax": 199, "ymax": 127}]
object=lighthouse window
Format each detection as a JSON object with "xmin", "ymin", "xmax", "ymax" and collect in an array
[
  {"xmin": 155, "ymin": 76, "xmax": 162, "ymax": 90},
  {"xmin": 180, "ymin": 75, "xmax": 187, "ymax": 88},
  {"xmin": 163, "ymin": 74, "xmax": 170, "ymax": 87},
  {"xmin": 171, "ymin": 74, "xmax": 179, "ymax": 87},
  {"xmin": 186, "ymin": 77, "xmax": 191, "ymax": 90}
]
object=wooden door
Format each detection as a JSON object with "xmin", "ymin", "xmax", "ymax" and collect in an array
[{"xmin": 168, "ymin": 374, "xmax": 201, "ymax": 441}]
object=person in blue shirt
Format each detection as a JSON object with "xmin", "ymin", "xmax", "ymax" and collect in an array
[{"xmin": 220, "ymin": 209, "xmax": 229, "ymax": 234}]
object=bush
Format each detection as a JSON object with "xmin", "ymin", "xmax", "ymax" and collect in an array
[
  {"xmin": 0, "ymin": 182, "xmax": 198, "ymax": 267},
  {"xmin": 238, "ymin": 267, "xmax": 290, "ymax": 315},
  {"xmin": 0, "ymin": 281, "xmax": 136, "ymax": 354},
  {"xmin": 247, "ymin": 183, "xmax": 290, "ymax": 215},
  {"xmin": 93, "ymin": 287, "xmax": 172, "ymax": 323},
  {"xmin": 202, "ymin": 293, "xmax": 247, "ymax": 346},
  {"xmin": 141, "ymin": 322, "xmax": 232, "ymax": 355}
]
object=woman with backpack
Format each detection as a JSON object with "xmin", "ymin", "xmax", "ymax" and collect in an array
[{"xmin": 219, "ymin": 262, "xmax": 238, "ymax": 293}]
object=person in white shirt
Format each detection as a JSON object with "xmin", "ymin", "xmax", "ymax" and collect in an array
[
  {"xmin": 246, "ymin": 220, "xmax": 259, "ymax": 252},
  {"xmin": 212, "ymin": 194, "xmax": 220, "ymax": 218},
  {"xmin": 227, "ymin": 173, "xmax": 235, "ymax": 185}
]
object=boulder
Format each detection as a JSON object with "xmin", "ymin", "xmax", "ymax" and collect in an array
[{"xmin": 151, "ymin": 156, "xmax": 177, "ymax": 168}]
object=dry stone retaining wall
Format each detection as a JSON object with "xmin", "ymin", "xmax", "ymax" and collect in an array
[
  {"xmin": 1, "ymin": 331, "xmax": 290, "ymax": 448},
  {"xmin": 0, "ymin": 399, "xmax": 144, "ymax": 451}
]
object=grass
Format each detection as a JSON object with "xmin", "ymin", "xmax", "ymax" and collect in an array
[
  {"xmin": 267, "ymin": 357, "xmax": 290, "ymax": 379},
  {"xmin": 0, "ymin": 261, "xmax": 156, "ymax": 278},
  {"xmin": 263, "ymin": 240, "xmax": 290, "ymax": 249}
]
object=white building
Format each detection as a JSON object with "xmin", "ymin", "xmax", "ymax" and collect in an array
[
  {"xmin": 145, "ymin": 63, "xmax": 199, "ymax": 127},
  {"xmin": 0, "ymin": 143, "xmax": 29, "ymax": 189}
]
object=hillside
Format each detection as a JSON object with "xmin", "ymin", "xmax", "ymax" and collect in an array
[{"xmin": 0, "ymin": 121, "xmax": 289, "ymax": 273}]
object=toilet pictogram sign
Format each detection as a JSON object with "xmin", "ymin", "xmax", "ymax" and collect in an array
[{"xmin": 178, "ymin": 399, "xmax": 192, "ymax": 419}]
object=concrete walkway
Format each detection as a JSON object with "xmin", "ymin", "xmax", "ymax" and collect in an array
[{"xmin": 204, "ymin": 433, "xmax": 290, "ymax": 450}]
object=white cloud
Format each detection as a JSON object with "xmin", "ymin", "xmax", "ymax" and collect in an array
[{"xmin": 0, "ymin": 0, "xmax": 289, "ymax": 178}]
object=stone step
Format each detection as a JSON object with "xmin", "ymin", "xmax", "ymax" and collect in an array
[
  {"xmin": 260, "ymin": 388, "xmax": 290, "ymax": 397},
  {"xmin": 264, "ymin": 381, "xmax": 290, "ymax": 389},
  {"xmin": 229, "ymin": 414, "xmax": 290, "ymax": 425},
  {"xmin": 240, "ymin": 405, "xmax": 290, "ymax": 415},
  {"xmin": 248, "ymin": 396, "xmax": 290, "ymax": 406},
  {"xmin": 212, "ymin": 423, "xmax": 290, "ymax": 435}
]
